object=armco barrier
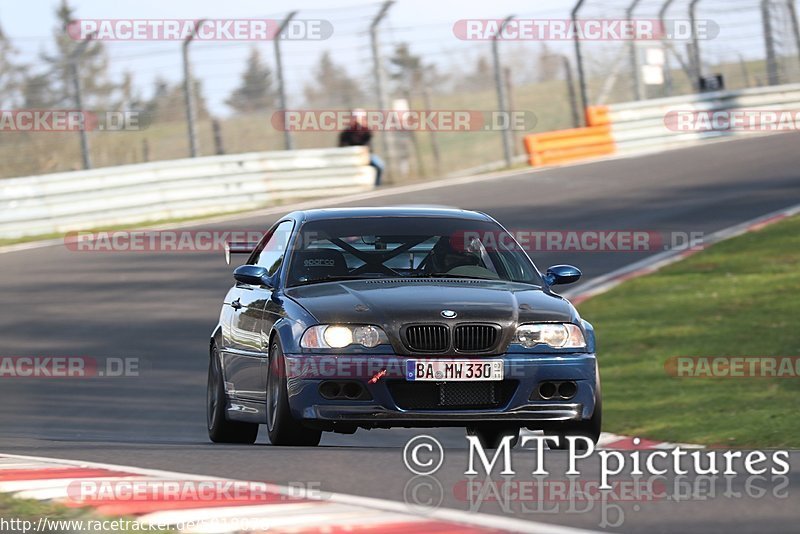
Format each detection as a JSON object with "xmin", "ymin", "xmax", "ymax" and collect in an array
[
  {"xmin": 524, "ymin": 84, "xmax": 800, "ymax": 168},
  {"xmin": 0, "ymin": 147, "xmax": 376, "ymax": 240},
  {"xmin": 607, "ymin": 83, "xmax": 800, "ymax": 154},
  {"xmin": 523, "ymin": 106, "xmax": 615, "ymax": 167}
]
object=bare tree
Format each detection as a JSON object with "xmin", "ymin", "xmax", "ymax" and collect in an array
[
  {"xmin": 304, "ymin": 52, "xmax": 365, "ymax": 109},
  {"xmin": 227, "ymin": 48, "xmax": 276, "ymax": 114}
]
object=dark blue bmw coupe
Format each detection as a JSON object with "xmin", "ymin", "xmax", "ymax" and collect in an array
[{"xmin": 208, "ymin": 207, "xmax": 600, "ymax": 448}]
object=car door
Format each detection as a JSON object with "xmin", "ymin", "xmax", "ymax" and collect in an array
[{"xmin": 224, "ymin": 220, "xmax": 294, "ymax": 403}]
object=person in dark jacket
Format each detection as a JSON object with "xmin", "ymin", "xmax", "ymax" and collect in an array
[{"xmin": 338, "ymin": 109, "xmax": 384, "ymax": 186}]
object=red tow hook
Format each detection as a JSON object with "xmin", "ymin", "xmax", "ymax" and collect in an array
[{"xmin": 369, "ymin": 369, "xmax": 388, "ymax": 384}]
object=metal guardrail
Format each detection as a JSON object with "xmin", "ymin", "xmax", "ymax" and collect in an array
[
  {"xmin": 607, "ymin": 84, "xmax": 800, "ymax": 154},
  {"xmin": 0, "ymin": 147, "xmax": 376, "ymax": 239}
]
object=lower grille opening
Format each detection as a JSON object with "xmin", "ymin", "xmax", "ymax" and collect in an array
[
  {"xmin": 532, "ymin": 381, "xmax": 578, "ymax": 401},
  {"xmin": 388, "ymin": 380, "xmax": 518, "ymax": 410},
  {"xmin": 319, "ymin": 381, "xmax": 372, "ymax": 401}
]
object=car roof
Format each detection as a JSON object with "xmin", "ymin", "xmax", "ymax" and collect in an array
[{"xmin": 288, "ymin": 207, "xmax": 494, "ymax": 223}]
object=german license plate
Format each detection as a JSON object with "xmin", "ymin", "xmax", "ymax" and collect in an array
[{"xmin": 406, "ymin": 360, "xmax": 503, "ymax": 382}]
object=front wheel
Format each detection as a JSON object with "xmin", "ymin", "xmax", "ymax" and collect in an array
[
  {"xmin": 266, "ymin": 340, "xmax": 322, "ymax": 447},
  {"xmin": 207, "ymin": 343, "xmax": 259, "ymax": 444}
]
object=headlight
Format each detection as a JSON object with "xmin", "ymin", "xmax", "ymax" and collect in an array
[
  {"xmin": 514, "ymin": 323, "xmax": 586, "ymax": 349},
  {"xmin": 301, "ymin": 325, "xmax": 388, "ymax": 349},
  {"xmin": 324, "ymin": 326, "xmax": 353, "ymax": 348},
  {"xmin": 352, "ymin": 326, "xmax": 383, "ymax": 348}
]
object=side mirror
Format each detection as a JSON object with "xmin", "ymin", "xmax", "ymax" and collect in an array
[
  {"xmin": 544, "ymin": 265, "xmax": 582, "ymax": 286},
  {"xmin": 234, "ymin": 265, "xmax": 271, "ymax": 287}
]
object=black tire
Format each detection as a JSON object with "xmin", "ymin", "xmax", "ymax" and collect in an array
[
  {"xmin": 546, "ymin": 393, "xmax": 602, "ymax": 450},
  {"xmin": 266, "ymin": 339, "xmax": 322, "ymax": 447},
  {"xmin": 466, "ymin": 425, "xmax": 520, "ymax": 449},
  {"xmin": 207, "ymin": 343, "xmax": 259, "ymax": 444}
]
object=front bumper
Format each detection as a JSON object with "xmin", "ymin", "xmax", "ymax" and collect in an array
[{"xmin": 284, "ymin": 353, "xmax": 598, "ymax": 427}]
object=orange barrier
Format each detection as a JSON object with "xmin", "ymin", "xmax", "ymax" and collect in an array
[
  {"xmin": 523, "ymin": 106, "xmax": 615, "ymax": 167},
  {"xmin": 585, "ymin": 105, "xmax": 611, "ymax": 127}
]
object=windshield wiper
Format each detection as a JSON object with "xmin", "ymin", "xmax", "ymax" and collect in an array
[
  {"xmin": 293, "ymin": 274, "xmax": 390, "ymax": 286},
  {"xmin": 409, "ymin": 273, "xmax": 497, "ymax": 281}
]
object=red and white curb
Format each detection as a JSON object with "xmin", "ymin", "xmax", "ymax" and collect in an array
[{"xmin": 0, "ymin": 453, "xmax": 599, "ymax": 534}]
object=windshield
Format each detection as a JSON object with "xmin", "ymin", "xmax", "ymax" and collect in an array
[{"xmin": 286, "ymin": 216, "xmax": 542, "ymax": 287}]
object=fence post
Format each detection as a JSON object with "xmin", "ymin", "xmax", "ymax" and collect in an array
[
  {"xmin": 274, "ymin": 11, "xmax": 298, "ymax": 151},
  {"xmin": 182, "ymin": 20, "xmax": 206, "ymax": 158},
  {"xmin": 761, "ymin": 0, "xmax": 780, "ymax": 85},
  {"xmin": 68, "ymin": 32, "xmax": 95, "ymax": 170},
  {"xmin": 659, "ymin": 0, "xmax": 678, "ymax": 96},
  {"xmin": 370, "ymin": 1, "xmax": 395, "ymax": 180},
  {"xmin": 689, "ymin": 0, "xmax": 704, "ymax": 90},
  {"xmin": 627, "ymin": 0, "xmax": 645, "ymax": 100},
  {"xmin": 787, "ymin": 0, "xmax": 800, "ymax": 70},
  {"xmin": 492, "ymin": 15, "xmax": 515, "ymax": 168},
  {"xmin": 571, "ymin": 0, "xmax": 589, "ymax": 125},
  {"xmin": 504, "ymin": 67, "xmax": 520, "ymax": 156},
  {"xmin": 212, "ymin": 118, "xmax": 225, "ymax": 155}
]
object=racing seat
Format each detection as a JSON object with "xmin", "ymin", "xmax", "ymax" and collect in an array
[
  {"xmin": 428, "ymin": 237, "xmax": 481, "ymax": 274},
  {"xmin": 289, "ymin": 248, "xmax": 349, "ymax": 284}
]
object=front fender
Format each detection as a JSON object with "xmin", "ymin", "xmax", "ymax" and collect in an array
[
  {"xmin": 269, "ymin": 316, "xmax": 307, "ymax": 354},
  {"xmin": 268, "ymin": 293, "xmax": 318, "ymax": 353}
]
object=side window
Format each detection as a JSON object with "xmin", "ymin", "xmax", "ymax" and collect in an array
[{"xmin": 254, "ymin": 221, "xmax": 294, "ymax": 276}]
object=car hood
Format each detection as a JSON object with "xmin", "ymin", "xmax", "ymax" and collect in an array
[{"xmin": 284, "ymin": 279, "xmax": 577, "ymax": 327}]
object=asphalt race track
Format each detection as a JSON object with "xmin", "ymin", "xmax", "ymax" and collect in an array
[{"xmin": 2, "ymin": 133, "xmax": 800, "ymax": 532}]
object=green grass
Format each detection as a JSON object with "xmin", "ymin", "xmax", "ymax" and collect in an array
[
  {"xmin": 0, "ymin": 493, "xmax": 176, "ymax": 533},
  {"xmin": 579, "ymin": 215, "xmax": 800, "ymax": 448}
]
